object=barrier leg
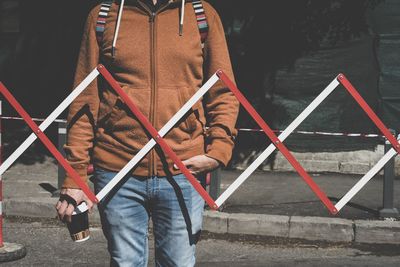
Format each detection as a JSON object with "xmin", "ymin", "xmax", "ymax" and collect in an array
[
  {"xmin": 209, "ymin": 168, "xmax": 221, "ymax": 200},
  {"xmin": 379, "ymin": 131, "xmax": 399, "ymax": 218},
  {"xmin": 0, "ymin": 101, "xmax": 27, "ymax": 263},
  {"xmin": 55, "ymin": 121, "xmax": 67, "ymax": 196}
]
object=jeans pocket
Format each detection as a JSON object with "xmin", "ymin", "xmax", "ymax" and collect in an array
[
  {"xmin": 174, "ymin": 173, "xmax": 206, "ymax": 189},
  {"xmin": 92, "ymin": 167, "xmax": 116, "ymax": 193}
]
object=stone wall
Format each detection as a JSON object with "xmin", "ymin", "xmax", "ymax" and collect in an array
[{"xmin": 369, "ymin": 0, "xmax": 400, "ymax": 133}]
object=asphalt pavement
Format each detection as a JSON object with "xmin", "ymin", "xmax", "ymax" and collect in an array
[
  {"xmin": 220, "ymin": 170, "xmax": 400, "ymax": 220},
  {"xmin": 3, "ymin": 217, "xmax": 400, "ymax": 267}
]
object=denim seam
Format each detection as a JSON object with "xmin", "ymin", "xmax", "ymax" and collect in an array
[
  {"xmin": 142, "ymin": 220, "xmax": 149, "ymax": 267},
  {"xmin": 152, "ymin": 210, "xmax": 159, "ymax": 264}
]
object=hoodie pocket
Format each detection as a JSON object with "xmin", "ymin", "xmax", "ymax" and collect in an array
[
  {"xmin": 100, "ymin": 88, "xmax": 152, "ymax": 151},
  {"xmin": 97, "ymin": 90, "xmax": 118, "ymax": 125},
  {"xmin": 177, "ymin": 90, "xmax": 198, "ymax": 133},
  {"xmin": 156, "ymin": 87, "xmax": 206, "ymax": 147},
  {"xmin": 105, "ymin": 98, "xmax": 126, "ymax": 131},
  {"xmin": 156, "ymin": 88, "xmax": 189, "ymax": 135},
  {"xmin": 177, "ymin": 87, "xmax": 206, "ymax": 133}
]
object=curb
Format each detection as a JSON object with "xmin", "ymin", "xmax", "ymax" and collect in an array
[
  {"xmin": 202, "ymin": 211, "xmax": 400, "ymax": 245},
  {"xmin": 289, "ymin": 216, "xmax": 353, "ymax": 242},
  {"xmin": 270, "ymin": 147, "xmax": 400, "ymax": 175},
  {"xmin": 4, "ymin": 198, "xmax": 400, "ymax": 245}
]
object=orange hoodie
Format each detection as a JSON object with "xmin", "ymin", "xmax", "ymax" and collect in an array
[{"xmin": 62, "ymin": 0, "xmax": 239, "ymax": 188}]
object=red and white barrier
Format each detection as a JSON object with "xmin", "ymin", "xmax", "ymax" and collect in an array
[
  {"xmin": 77, "ymin": 66, "xmax": 339, "ymax": 214},
  {"xmin": 0, "ymin": 80, "xmax": 98, "ymax": 203},
  {"xmin": 332, "ymin": 75, "xmax": 400, "ymax": 212},
  {"xmin": 0, "ymin": 69, "xmax": 99, "ymax": 180},
  {"xmin": 214, "ymin": 74, "xmax": 341, "ymax": 211},
  {"xmin": 215, "ymin": 73, "xmax": 400, "ymax": 214},
  {"xmin": 0, "ymin": 66, "xmax": 398, "ymax": 216}
]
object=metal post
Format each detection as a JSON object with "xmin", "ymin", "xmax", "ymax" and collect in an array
[
  {"xmin": 379, "ymin": 129, "xmax": 399, "ymax": 218},
  {"xmin": 0, "ymin": 101, "xmax": 3, "ymax": 247},
  {"xmin": 53, "ymin": 121, "xmax": 67, "ymax": 197},
  {"xmin": 209, "ymin": 168, "xmax": 221, "ymax": 200}
]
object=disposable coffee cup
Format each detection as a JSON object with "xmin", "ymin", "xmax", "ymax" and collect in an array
[{"xmin": 67, "ymin": 210, "xmax": 90, "ymax": 242}]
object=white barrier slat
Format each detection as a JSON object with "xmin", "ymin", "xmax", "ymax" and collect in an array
[
  {"xmin": 215, "ymin": 77, "xmax": 340, "ymax": 207},
  {"xmin": 112, "ymin": 0, "xmax": 125, "ymax": 50},
  {"xmin": 75, "ymin": 74, "xmax": 220, "ymax": 213},
  {"xmin": 335, "ymin": 147, "xmax": 398, "ymax": 211},
  {"xmin": 0, "ymin": 69, "xmax": 100, "ymax": 176}
]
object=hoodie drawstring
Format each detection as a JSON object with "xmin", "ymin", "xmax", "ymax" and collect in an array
[
  {"xmin": 112, "ymin": 0, "xmax": 185, "ymax": 57},
  {"xmin": 112, "ymin": 0, "xmax": 126, "ymax": 58},
  {"xmin": 180, "ymin": 0, "xmax": 185, "ymax": 36}
]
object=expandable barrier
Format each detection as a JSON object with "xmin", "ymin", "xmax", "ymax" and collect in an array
[
  {"xmin": 0, "ymin": 66, "xmax": 399, "ymax": 216},
  {"xmin": 216, "ymin": 74, "xmax": 400, "ymax": 214}
]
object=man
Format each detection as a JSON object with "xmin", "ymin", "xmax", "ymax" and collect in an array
[{"xmin": 56, "ymin": 0, "xmax": 239, "ymax": 266}]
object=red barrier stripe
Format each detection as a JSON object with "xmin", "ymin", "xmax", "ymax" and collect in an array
[
  {"xmin": 97, "ymin": 65, "xmax": 218, "ymax": 210},
  {"xmin": 338, "ymin": 74, "xmax": 400, "ymax": 154},
  {"xmin": 0, "ymin": 82, "xmax": 98, "ymax": 203},
  {"xmin": 217, "ymin": 70, "xmax": 338, "ymax": 215}
]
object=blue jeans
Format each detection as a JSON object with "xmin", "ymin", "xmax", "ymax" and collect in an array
[{"xmin": 93, "ymin": 168, "xmax": 205, "ymax": 267}]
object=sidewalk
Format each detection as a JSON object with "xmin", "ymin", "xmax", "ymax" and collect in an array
[{"xmin": 2, "ymin": 157, "xmax": 400, "ymax": 245}]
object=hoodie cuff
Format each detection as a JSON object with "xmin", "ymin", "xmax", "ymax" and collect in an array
[
  {"xmin": 205, "ymin": 138, "xmax": 234, "ymax": 167},
  {"xmin": 61, "ymin": 166, "xmax": 89, "ymax": 189}
]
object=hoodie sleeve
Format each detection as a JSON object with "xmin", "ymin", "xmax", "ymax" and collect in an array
[
  {"xmin": 62, "ymin": 8, "xmax": 100, "ymax": 189},
  {"xmin": 202, "ymin": 3, "xmax": 239, "ymax": 167}
]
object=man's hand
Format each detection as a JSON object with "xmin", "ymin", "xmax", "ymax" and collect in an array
[
  {"xmin": 55, "ymin": 188, "xmax": 94, "ymax": 223},
  {"xmin": 175, "ymin": 155, "xmax": 220, "ymax": 175}
]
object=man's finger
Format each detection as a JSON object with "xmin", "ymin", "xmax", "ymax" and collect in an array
[
  {"xmin": 57, "ymin": 201, "xmax": 68, "ymax": 221},
  {"xmin": 174, "ymin": 164, "xmax": 185, "ymax": 169},
  {"xmin": 59, "ymin": 194, "xmax": 78, "ymax": 208},
  {"xmin": 181, "ymin": 158, "xmax": 193, "ymax": 167},
  {"xmin": 85, "ymin": 199, "xmax": 94, "ymax": 213},
  {"xmin": 174, "ymin": 161, "xmax": 190, "ymax": 169},
  {"xmin": 65, "ymin": 204, "xmax": 75, "ymax": 223},
  {"xmin": 55, "ymin": 201, "xmax": 62, "ymax": 210}
]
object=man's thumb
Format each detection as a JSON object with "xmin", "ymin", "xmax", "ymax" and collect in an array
[{"xmin": 174, "ymin": 159, "xmax": 190, "ymax": 170}]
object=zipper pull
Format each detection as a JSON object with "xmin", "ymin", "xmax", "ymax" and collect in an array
[{"xmin": 149, "ymin": 12, "xmax": 156, "ymax": 22}]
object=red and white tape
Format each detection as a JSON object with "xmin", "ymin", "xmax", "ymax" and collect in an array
[{"xmin": 0, "ymin": 116, "xmax": 385, "ymax": 139}]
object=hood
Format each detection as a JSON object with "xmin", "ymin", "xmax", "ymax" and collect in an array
[{"xmin": 112, "ymin": 0, "xmax": 188, "ymax": 58}]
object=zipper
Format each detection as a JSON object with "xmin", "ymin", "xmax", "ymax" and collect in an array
[
  {"xmin": 137, "ymin": 1, "xmax": 170, "ymax": 176},
  {"xmin": 150, "ymin": 11, "xmax": 156, "ymax": 177}
]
